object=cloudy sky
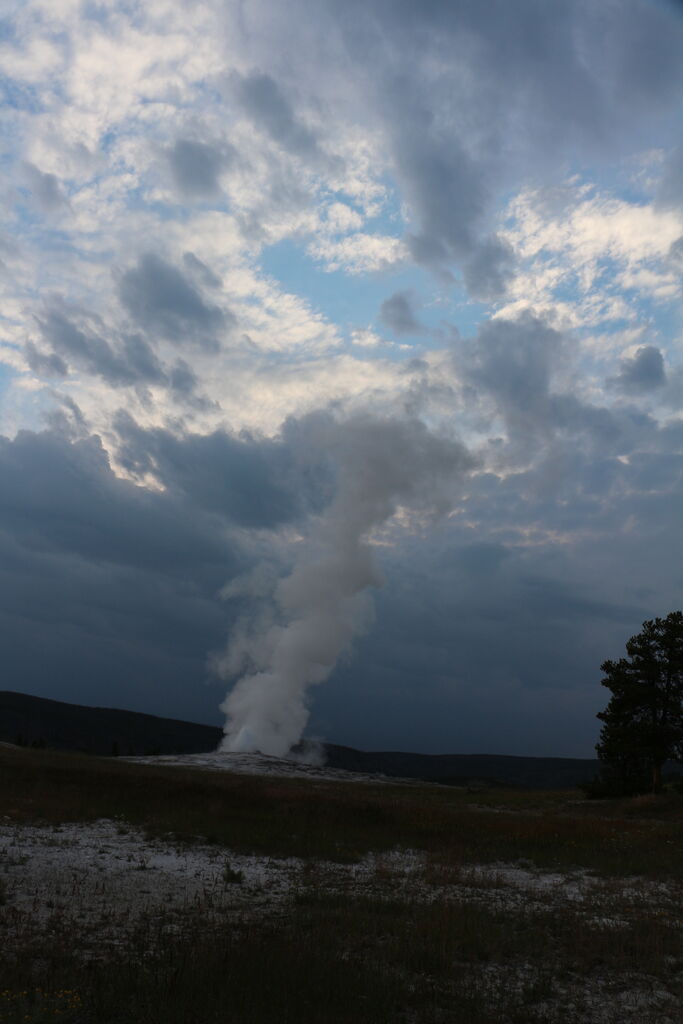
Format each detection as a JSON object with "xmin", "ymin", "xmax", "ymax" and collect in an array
[{"xmin": 2, "ymin": 0, "xmax": 683, "ymax": 757}]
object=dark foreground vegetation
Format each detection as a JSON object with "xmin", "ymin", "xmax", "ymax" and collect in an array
[
  {"xmin": 596, "ymin": 611, "xmax": 683, "ymax": 796},
  {"xmin": 2, "ymin": 744, "xmax": 683, "ymax": 1023},
  {"xmin": 3, "ymin": 886, "xmax": 680, "ymax": 1024}
]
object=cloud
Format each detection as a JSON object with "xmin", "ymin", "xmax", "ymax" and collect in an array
[
  {"xmin": 379, "ymin": 291, "xmax": 425, "ymax": 336},
  {"xmin": 350, "ymin": 328, "xmax": 383, "ymax": 348},
  {"xmin": 458, "ymin": 312, "xmax": 668, "ymax": 472},
  {"xmin": 3, "ymin": 0, "xmax": 683, "ymax": 758},
  {"xmin": 246, "ymin": 0, "xmax": 683, "ymax": 295},
  {"xmin": 182, "ymin": 251, "xmax": 222, "ymax": 288},
  {"xmin": 463, "ymin": 312, "xmax": 566, "ymax": 443},
  {"xmin": 308, "ymin": 423, "xmax": 683, "ymax": 756},
  {"xmin": 308, "ymin": 233, "xmax": 407, "ymax": 274},
  {"xmin": 0, "ymin": 428, "xmax": 222, "ymax": 572},
  {"xmin": 2, "ymin": 390, "xmax": 683, "ymax": 756},
  {"xmin": 659, "ymin": 144, "xmax": 683, "ymax": 211},
  {"xmin": 399, "ymin": 131, "xmax": 483, "ymax": 273},
  {"xmin": 497, "ymin": 182, "xmax": 683, "ymax": 328},
  {"xmin": 167, "ymin": 358, "xmax": 199, "ymax": 396},
  {"xmin": 25, "ymin": 341, "xmax": 68, "ymax": 378},
  {"xmin": 462, "ymin": 235, "xmax": 515, "ymax": 301},
  {"xmin": 0, "ymin": 426, "xmax": 236, "ymax": 721},
  {"xmin": 27, "ymin": 304, "xmax": 214, "ymax": 410},
  {"xmin": 235, "ymin": 71, "xmax": 322, "ymax": 162},
  {"xmin": 118, "ymin": 253, "xmax": 229, "ymax": 349},
  {"xmin": 216, "ymin": 408, "xmax": 473, "ymax": 755},
  {"xmin": 347, "ymin": 0, "xmax": 683, "ymax": 289},
  {"xmin": 668, "ymin": 235, "xmax": 683, "ymax": 277},
  {"xmin": 611, "ymin": 346, "xmax": 666, "ymax": 393},
  {"xmin": 23, "ymin": 161, "xmax": 67, "ymax": 211},
  {"xmin": 35, "ymin": 307, "xmax": 165, "ymax": 388},
  {"xmin": 114, "ymin": 414, "xmax": 306, "ymax": 530},
  {"xmin": 168, "ymin": 138, "xmax": 229, "ymax": 198}
]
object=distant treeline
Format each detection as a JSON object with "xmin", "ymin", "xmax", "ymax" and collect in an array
[{"xmin": 8, "ymin": 689, "xmax": 680, "ymax": 789}]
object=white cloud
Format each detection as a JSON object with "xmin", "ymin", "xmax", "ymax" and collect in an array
[
  {"xmin": 505, "ymin": 185, "xmax": 682, "ymax": 265},
  {"xmin": 323, "ymin": 202, "xmax": 364, "ymax": 234},
  {"xmin": 618, "ymin": 266, "xmax": 680, "ymax": 300},
  {"xmin": 350, "ymin": 328, "xmax": 383, "ymax": 348},
  {"xmin": 497, "ymin": 180, "xmax": 683, "ymax": 329},
  {"xmin": 308, "ymin": 232, "xmax": 408, "ymax": 274}
]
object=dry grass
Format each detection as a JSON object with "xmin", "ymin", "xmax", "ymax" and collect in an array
[
  {"xmin": 1, "ymin": 744, "xmax": 682, "ymax": 877},
  {"xmin": 1, "ymin": 744, "xmax": 683, "ymax": 1023},
  {"xmin": 2, "ymin": 883, "xmax": 681, "ymax": 1023}
]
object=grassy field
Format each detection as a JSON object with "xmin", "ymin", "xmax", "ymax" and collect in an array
[{"xmin": 1, "ymin": 743, "xmax": 682, "ymax": 1023}]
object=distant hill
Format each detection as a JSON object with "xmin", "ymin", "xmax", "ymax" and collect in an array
[
  {"xmin": 0, "ymin": 690, "xmax": 222, "ymax": 757},
  {"xmin": 0, "ymin": 689, "xmax": 622, "ymax": 788},
  {"xmin": 323, "ymin": 744, "xmax": 602, "ymax": 789}
]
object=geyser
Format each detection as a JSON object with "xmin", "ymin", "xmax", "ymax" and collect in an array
[{"xmin": 216, "ymin": 411, "xmax": 471, "ymax": 757}]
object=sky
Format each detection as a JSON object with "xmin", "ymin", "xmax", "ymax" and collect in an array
[{"xmin": 1, "ymin": 0, "xmax": 683, "ymax": 757}]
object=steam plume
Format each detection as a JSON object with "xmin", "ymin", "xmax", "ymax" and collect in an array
[{"xmin": 216, "ymin": 412, "xmax": 471, "ymax": 757}]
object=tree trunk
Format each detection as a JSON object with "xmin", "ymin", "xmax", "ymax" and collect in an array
[{"xmin": 652, "ymin": 761, "xmax": 663, "ymax": 794}]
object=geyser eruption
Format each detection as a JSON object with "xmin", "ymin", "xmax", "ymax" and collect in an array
[{"xmin": 216, "ymin": 412, "xmax": 471, "ymax": 757}]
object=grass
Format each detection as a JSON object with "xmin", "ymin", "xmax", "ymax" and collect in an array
[
  {"xmin": 1, "ymin": 744, "xmax": 683, "ymax": 1022},
  {"xmin": 2, "ymin": 888, "xmax": 680, "ymax": 1023},
  {"xmin": 1, "ymin": 744, "xmax": 683, "ymax": 877}
]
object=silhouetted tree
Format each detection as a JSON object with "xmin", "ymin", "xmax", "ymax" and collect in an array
[{"xmin": 597, "ymin": 611, "xmax": 683, "ymax": 794}]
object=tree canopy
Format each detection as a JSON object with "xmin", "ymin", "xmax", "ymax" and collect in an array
[{"xmin": 597, "ymin": 611, "xmax": 683, "ymax": 794}]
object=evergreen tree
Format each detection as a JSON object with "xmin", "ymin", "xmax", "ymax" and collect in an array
[{"xmin": 597, "ymin": 611, "xmax": 683, "ymax": 793}]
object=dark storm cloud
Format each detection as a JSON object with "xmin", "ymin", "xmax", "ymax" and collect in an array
[
  {"xmin": 398, "ymin": 130, "xmax": 483, "ymax": 273},
  {"xmin": 315, "ymin": 549, "xmax": 641, "ymax": 757},
  {"xmin": 0, "ymin": 419, "xmax": 328, "ymax": 721},
  {"xmin": 657, "ymin": 145, "xmax": 683, "ymax": 209},
  {"xmin": 388, "ymin": 121, "xmax": 513, "ymax": 293},
  {"xmin": 236, "ymin": 71, "xmax": 321, "ymax": 161},
  {"xmin": 7, "ymin": 0, "xmax": 683, "ymax": 758},
  {"xmin": 168, "ymin": 138, "xmax": 230, "ymax": 198},
  {"xmin": 120, "ymin": 333, "xmax": 166, "ymax": 384},
  {"xmin": 44, "ymin": 393, "xmax": 88, "ymax": 439},
  {"xmin": 0, "ymin": 430, "xmax": 232, "ymax": 573},
  {"xmin": 459, "ymin": 313, "xmax": 662, "ymax": 462},
  {"xmin": 365, "ymin": 0, "xmax": 683, "ymax": 142},
  {"xmin": 611, "ymin": 346, "xmax": 666, "ymax": 393},
  {"xmin": 113, "ymin": 414, "xmax": 306, "ymax": 529},
  {"xmin": 27, "ymin": 304, "xmax": 214, "ymax": 407},
  {"xmin": 35, "ymin": 308, "xmax": 165, "ymax": 388},
  {"xmin": 379, "ymin": 291, "xmax": 424, "ymax": 336},
  {"xmin": 310, "ymin": 411, "xmax": 683, "ymax": 758},
  {"xmin": 168, "ymin": 358, "xmax": 199, "ymax": 395},
  {"xmin": 118, "ymin": 253, "xmax": 230, "ymax": 349},
  {"xmin": 2, "ymin": 396, "xmax": 682, "ymax": 754},
  {"xmin": 0, "ymin": 427, "xmax": 240, "ymax": 720},
  {"xmin": 464, "ymin": 313, "xmax": 565, "ymax": 440},
  {"xmin": 25, "ymin": 340, "xmax": 68, "ymax": 378},
  {"xmin": 0, "ymin": 415, "xmax": 358, "ymax": 725},
  {"xmin": 462, "ymin": 236, "xmax": 515, "ymax": 301},
  {"xmin": 23, "ymin": 161, "xmax": 67, "ymax": 211}
]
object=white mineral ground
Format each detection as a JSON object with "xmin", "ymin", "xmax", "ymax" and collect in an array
[{"xmin": 123, "ymin": 749, "xmax": 419, "ymax": 784}]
